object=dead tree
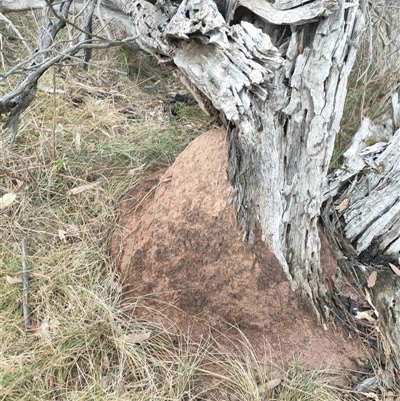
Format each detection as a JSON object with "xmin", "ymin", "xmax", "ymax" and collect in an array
[
  {"xmin": 1, "ymin": 0, "xmax": 400, "ymax": 376},
  {"xmin": 323, "ymin": 103, "xmax": 400, "ymax": 378}
]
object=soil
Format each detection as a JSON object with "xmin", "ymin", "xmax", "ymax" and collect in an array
[{"xmin": 111, "ymin": 129, "xmax": 365, "ymax": 373}]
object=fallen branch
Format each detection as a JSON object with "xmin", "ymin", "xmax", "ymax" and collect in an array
[
  {"xmin": 0, "ymin": 11, "xmax": 32, "ymax": 53},
  {"xmin": 1, "ymin": 0, "xmax": 135, "ymax": 147},
  {"xmin": 21, "ymin": 237, "xmax": 31, "ymax": 333}
]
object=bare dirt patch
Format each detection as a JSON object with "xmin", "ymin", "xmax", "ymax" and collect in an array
[{"xmin": 111, "ymin": 129, "xmax": 364, "ymax": 372}]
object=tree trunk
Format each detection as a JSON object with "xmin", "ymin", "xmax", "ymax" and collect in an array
[
  {"xmin": 175, "ymin": 0, "xmax": 365, "ymax": 321},
  {"xmin": 324, "ymin": 117, "xmax": 400, "ymax": 263},
  {"xmin": 165, "ymin": 0, "xmax": 365, "ymax": 321}
]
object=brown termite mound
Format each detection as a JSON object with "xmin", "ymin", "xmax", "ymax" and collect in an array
[{"xmin": 111, "ymin": 129, "xmax": 364, "ymax": 371}]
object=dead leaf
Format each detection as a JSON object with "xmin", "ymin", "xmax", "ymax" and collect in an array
[
  {"xmin": 66, "ymin": 224, "xmax": 81, "ymax": 236},
  {"xmin": 365, "ymin": 290, "xmax": 379, "ymax": 318},
  {"xmin": 128, "ymin": 164, "xmax": 145, "ymax": 176},
  {"xmin": 367, "ymin": 271, "xmax": 377, "ymax": 288},
  {"xmin": 58, "ymin": 225, "xmax": 82, "ymax": 241},
  {"xmin": 389, "ymin": 263, "xmax": 400, "ymax": 276},
  {"xmin": 94, "ymin": 188, "xmax": 100, "ymax": 203},
  {"xmin": 39, "ymin": 317, "xmax": 60, "ymax": 340},
  {"xmin": 101, "ymin": 353, "xmax": 110, "ymax": 371},
  {"xmin": 75, "ymin": 131, "xmax": 81, "ymax": 153},
  {"xmin": 0, "ymin": 193, "xmax": 16, "ymax": 209},
  {"xmin": 6, "ymin": 275, "xmax": 23, "ymax": 284},
  {"xmin": 355, "ymin": 310, "xmax": 376, "ymax": 322},
  {"xmin": 265, "ymin": 377, "xmax": 283, "ymax": 390},
  {"xmin": 40, "ymin": 317, "xmax": 51, "ymax": 339},
  {"xmin": 67, "ymin": 183, "xmax": 100, "ymax": 195},
  {"xmin": 335, "ymin": 198, "xmax": 350, "ymax": 211},
  {"xmin": 116, "ymin": 379, "xmax": 127, "ymax": 396},
  {"xmin": 122, "ymin": 331, "xmax": 150, "ymax": 344},
  {"xmin": 363, "ymin": 392, "xmax": 380, "ymax": 400},
  {"xmin": 58, "ymin": 229, "xmax": 67, "ymax": 241}
]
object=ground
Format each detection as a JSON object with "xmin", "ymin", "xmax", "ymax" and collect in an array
[{"xmin": 111, "ymin": 129, "xmax": 365, "ymax": 373}]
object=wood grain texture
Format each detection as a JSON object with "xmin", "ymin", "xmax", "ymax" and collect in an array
[
  {"xmin": 0, "ymin": 0, "xmax": 45, "ymax": 12},
  {"xmin": 238, "ymin": 0, "xmax": 339, "ymax": 25},
  {"xmin": 325, "ymin": 122, "xmax": 400, "ymax": 263},
  {"xmin": 372, "ymin": 269, "xmax": 400, "ymax": 373}
]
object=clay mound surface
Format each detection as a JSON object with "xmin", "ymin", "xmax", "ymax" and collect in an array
[{"xmin": 112, "ymin": 129, "xmax": 363, "ymax": 370}]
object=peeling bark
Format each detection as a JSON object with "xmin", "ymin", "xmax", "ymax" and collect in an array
[
  {"xmin": 324, "ymin": 114, "xmax": 400, "ymax": 264},
  {"xmin": 237, "ymin": 0, "xmax": 339, "ymax": 25},
  {"xmin": 322, "ymin": 94, "xmax": 400, "ymax": 374},
  {"xmin": 163, "ymin": 0, "xmax": 365, "ymax": 321}
]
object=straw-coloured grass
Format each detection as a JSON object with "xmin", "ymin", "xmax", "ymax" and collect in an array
[
  {"xmin": 333, "ymin": 0, "xmax": 400, "ymax": 168},
  {"xmin": 1, "ymin": 18, "xmax": 214, "ymax": 399}
]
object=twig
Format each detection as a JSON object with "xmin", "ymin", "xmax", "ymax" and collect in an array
[
  {"xmin": 1, "ymin": 36, "xmax": 138, "ymax": 105},
  {"xmin": 21, "ymin": 238, "xmax": 31, "ymax": 333},
  {"xmin": 0, "ymin": 11, "xmax": 32, "ymax": 54},
  {"xmin": 52, "ymin": 66, "xmax": 57, "ymax": 159},
  {"xmin": 134, "ymin": 178, "xmax": 172, "ymax": 213},
  {"xmin": 44, "ymin": 0, "xmax": 114, "ymax": 42},
  {"xmin": 82, "ymin": 0, "xmax": 97, "ymax": 69},
  {"xmin": 0, "ymin": 30, "xmax": 6, "ymax": 71}
]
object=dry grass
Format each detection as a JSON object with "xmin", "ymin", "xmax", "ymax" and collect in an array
[
  {"xmin": 0, "ymin": 8, "xmax": 373, "ymax": 401},
  {"xmin": 201, "ymin": 332, "xmax": 343, "ymax": 401},
  {"xmin": 1, "ymin": 14, "xmax": 215, "ymax": 399},
  {"xmin": 333, "ymin": 0, "xmax": 400, "ymax": 168}
]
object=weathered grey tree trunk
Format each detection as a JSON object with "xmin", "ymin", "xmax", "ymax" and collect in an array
[
  {"xmin": 4, "ymin": 0, "xmax": 400, "ymax": 383},
  {"xmin": 159, "ymin": 0, "xmax": 366, "ymax": 322}
]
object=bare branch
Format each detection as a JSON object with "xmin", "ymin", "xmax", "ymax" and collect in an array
[
  {"xmin": 0, "ymin": 0, "xmax": 46, "ymax": 13},
  {"xmin": 1, "ymin": 1, "xmax": 73, "ymax": 144},
  {"xmin": 21, "ymin": 237, "xmax": 31, "ymax": 333},
  {"xmin": 82, "ymin": 0, "xmax": 97, "ymax": 68},
  {"xmin": 1, "ymin": 0, "xmax": 135, "ymax": 145},
  {"xmin": 0, "ymin": 11, "xmax": 32, "ymax": 53}
]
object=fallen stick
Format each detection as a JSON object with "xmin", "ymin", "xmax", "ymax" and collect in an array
[{"xmin": 21, "ymin": 238, "xmax": 31, "ymax": 333}]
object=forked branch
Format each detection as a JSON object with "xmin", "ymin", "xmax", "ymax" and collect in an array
[{"xmin": 0, "ymin": 0, "xmax": 132, "ymax": 146}]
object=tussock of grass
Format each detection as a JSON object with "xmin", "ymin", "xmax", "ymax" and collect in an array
[
  {"xmin": 1, "ymin": 10, "xmax": 346, "ymax": 401},
  {"xmin": 199, "ymin": 332, "xmax": 343, "ymax": 401}
]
